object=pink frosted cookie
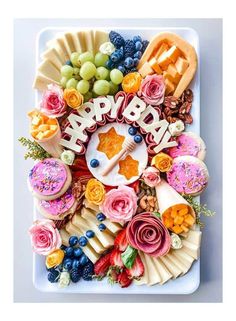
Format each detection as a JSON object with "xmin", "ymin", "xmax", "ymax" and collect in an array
[
  {"xmin": 37, "ymin": 188, "xmax": 77, "ymax": 220},
  {"xmin": 28, "ymin": 158, "xmax": 72, "ymax": 200},
  {"xmin": 167, "ymin": 132, "xmax": 206, "ymax": 160},
  {"xmin": 167, "ymin": 155, "xmax": 209, "ymax": 196}
]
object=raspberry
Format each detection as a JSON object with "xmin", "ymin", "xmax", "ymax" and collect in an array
[
  {"xmin": 82, "ymin": 261, "xmax": 94, "ymax": 281},
  {"xmin": 109, "ymin": 31, "xmax": 125, "ymax": 48},
  {"xmin": 124, "ymin": 40, "xmax": 135, "ymax": 58}
]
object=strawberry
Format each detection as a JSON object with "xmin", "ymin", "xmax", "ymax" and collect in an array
[
  {"xmin": 114, "ymin": 229, "xmax": 128, "ymax": 252},
  {"xmin": 107, "ymin": 267, "xmax": 120, "ymax": 284},
  {"xmin": 110, "ymin": 248, "xmax": 124, "ymax": 268},
  {"xmin": 117, "ymin": 269, "xmax": 132, "ymax": 288},
  {"xmin": 126, "ymin": 254, "xmax": 144, "ymax": 279},
  {"xmin": 94, "ymin": 252, "xmax": 112, "ymax": 277}
]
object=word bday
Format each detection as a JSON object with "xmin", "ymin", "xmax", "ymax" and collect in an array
[{"xmin": 60, "ymin": 95, "xmax": 177, "ymax": 154}]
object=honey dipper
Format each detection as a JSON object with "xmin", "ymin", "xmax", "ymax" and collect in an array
[{"xmin": 101, "ymin": 139, "xmax": 137, "ymax": 176}]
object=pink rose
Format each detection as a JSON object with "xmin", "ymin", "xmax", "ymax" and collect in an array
[
  {"xmin": 29, "ymin": 219, "xmax": 62, "ymax": 255},
  {"xmin": 100, "ymin": 185, "xmax": 138, "ymax": 223},
  {"xmin": 138, "ymin": 74, "xmax": 165, "ymax": 105},
  {"xmin": 142, "ymin": 166, "xmax": 161, "ymax": 187},
  {"xmin": 40, "ymin": 84, "xmax": 67, "ymax": 118}
]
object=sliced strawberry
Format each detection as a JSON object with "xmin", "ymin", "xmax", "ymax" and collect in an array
[
  {"xmin": 126, "ymin": 254, "xmax": 144, "ymax": 279},
  {"xmin": 94, "ymin": 252, "xmax": 112, "ymax": 277},
  {"xmin": 110, "ymin": 249, "xmax": 124, "ymax": 268},
  {"xmin": 107, "ymin": 267, "xmax": 120, "ymax": 284},
  {"xmin": 114, "ymin": 229, "xmax": 128, "ymax": 252},
  {"xmin": 117, "ymin": 269, "xmax": 132, "ymax": 288}
]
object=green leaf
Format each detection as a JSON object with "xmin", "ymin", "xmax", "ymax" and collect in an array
[
  {"xmin": 121, "ymin": 245, "xmax": 137, "ymax": 269},
  {"xmin": 153, "ymin": 212, "xmax": 161, "ymax": 219}
]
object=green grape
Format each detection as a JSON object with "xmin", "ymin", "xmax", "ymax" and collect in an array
[
  {"xmin": 84, "ymin": 91, "xmax": 93, "ymax": 102},
  {"xmin": 110, "ymin": 69, "xmax": 124, "ymax": 85},
  {"xmin": 80, "ymin": 62, "xmax": 97, "ymax": 80},
  {"xmin": 93, "ymin": 80, "xmax": 110, "ymax": 96},
  {"xmin": 109, "ymin": 81, "xmax": 119, "ymax": 95},
  {"xmin": 77, "ymin": 80, "xmax": 90, "ymax": 94},
  {"xmin": 66, "ymin": 78, "xmax": 78, "ymax": 89},
  {"xmin": 60, "ymin": 76, "xmax": 68, "ymax": 88},
  {"xmin": 94, "ymin": 52, "xmax": 109, "ymax": 67},
  {"xmin": 70, "ymin": 52, "xmax": 80, "ymax": 67},
  {"xmin": 95, "ymin": 67, "xmax": 109, "ymax": 80},
  {"xmin": 92, "ymin": 90, "xmax": 99, "ymax": 98},
  {"xmin": 61, "ymin": 65, "xmax": 74, "ymax": 78},
  {"xmin": 79, "ymin": 51, "xmax": 94, "ymax": 65}
]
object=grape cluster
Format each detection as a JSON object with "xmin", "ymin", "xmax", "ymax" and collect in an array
[{"xmin": 107, "ymin": 31, "xmax": 149, "ymax": 75}]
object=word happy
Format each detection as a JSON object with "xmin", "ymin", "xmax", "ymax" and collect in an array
[{"xmin": 60, "ymin": 95, "xmax": 177, "ymax": 154}]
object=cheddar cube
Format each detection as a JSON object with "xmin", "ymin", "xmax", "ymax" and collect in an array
[
  {"xmin": 138, "ymin": 61, "xmax": 154, "ymax": 78},
  {"xmin": 149, "ymin": 57, "xmax": 162, "ymax": 74},
  {"xmin": 157, "ymin": 51, "xmax": 171, "ymax": 70},
  {"xmin": 165, "ymin": 78, "xmax": 175, "ymax": 95},
  {"xmin": 174, "ymin": 216, "xmax": 184, "ymax": 225},
  {"xmin": 172, "ymin": 225, "xmax": 183, "ymax": 234},
  {"xmin": 43, "ymin": 130, "xmax": 54, "ymax": 138},
  {"xmin": 179, "ymin": 208, "xmax": 189, "ymax": 216},
  {"xmin": 166, "ymin": 45, "xmax": 180, "ymax": 63},
  {"xmin": 32, "ymin": 115, "xmax": 42, "ymax": 126},
  {"xmin": 36, "ymin": 132, "xmax": 44, "ymax": 140},
  {"xmin": 47, "ymin": 118, "xmax": 57, "ymax": 125},
  {"xmin": 155, "ymin": 42, "xmax": 169, "ymax": 59},
  {"xmin": 50, "ymin": 125, "xmax": 58, "ymax": 131},
  {"xmin": 175, "ymin": 57, "xmax": 189, "ymax": 75},
  {"xmin": 184, "ymin": 214, "xmax": 195, "ymax": 226},
  {"xmin": 38, "ymin": 124, "xmax": 50, "ymax": 131},
  {"xmin": 167, "ymin": 64, "xmax": 181, "ymax": 84},
  {"xmin": 180, "ymin": 224, "xmax": 189, "ymax": 233}
]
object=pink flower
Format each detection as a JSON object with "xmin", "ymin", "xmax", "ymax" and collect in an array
[
  {"xmin": 40, "ymin": 84, "xmax": 67, "ymax": 118},
  {"xmin": 29, "ymin": 219, "xmax": 62, "ymax": 255},
  {"xmin": 138, "ymin": 74, "xmax": 165, "ymax": 105},
  {"xmin": 142, "ymin": 166, "xmax": 161, "ymax": 188},
  {"xmin": 100, "ymin": 185, "xmax": 138, "ymax": 223}
]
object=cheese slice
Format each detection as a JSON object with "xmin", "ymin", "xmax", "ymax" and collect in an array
[
  {"xmin": 155, "ymin": 42, "xmax": 169, "ymax": 59},
  {"xmin": 166, "ymin": 253, "xmax": 189, "ymax": 275},
  {"xmin": 93, "ymin": 30, "xmax": 109, "ymax": 53},
  {"xmin": 159, "ymin": 255, "xmax": 182, "ymax": 279},
  {"xmin": 83, "ymin": 199, "xmax": 99, "ymax": 212},
  {"xmin": 185, "ymin": 230, "xmax": 202, "ymax": 247},
  {"xmin": 152, "ymin": 257, "xmax": 172, "ymax": 284},
  {"xmin": 149, "ymin": 57, "xmax": 162, "ymax": 74},
  {"xmin": 181, "ymin": 240, "xmax": 200, "ymax": 259},
  {"xmin": 59, "ymin": 228, "xmax": 70, "ymax": 247},
  {"xmin": 55, "ymin": 37, "xmax": 71, "ymax": 61},
  {"xmin": 63, "ymin": 32, "xmax": 76, "ymax": 54},
  {"xmin": 166, "ymin": 45, "xmax": 180, "ymax": 63},
  {"xmin": 37, "ymin": 59, "xmax": 61, "ymax": 82},
  {"xmin": 81, "ymin": 208, "xmax": 114, "ymax": 248},
  {"xmin": 41, "ymin": 48, "xmax": 63, "ymax": 70},
  {"xmin": 84, "ymin": 30, "xmax": 94, "ymax": 53},
  {"xmin": 139, "ymin": 61, "xmax": 155, "ymax": 78},
  {"xmin": 72, "ymin": 215, "xmax": 105, "ymax": 254},
  {"xmin": 65, "ymin": 221, "xmax": 99, "ymax": 263},
  {"xmin": 173, "ymin": 248, "xmax": 195, "ymax": 265},
  {"xmin": 175, "ymin": 56, "xmax": 189, "ymax": 75},
  {"xmin": 76, "ymin": 31, "xmax": 87, "ymax": 52},
  {"xmin": 165, "ymin": 78, "xmax": 175, "ymax": 95},
  {"xmin": 33, "ymin": 73, "xmax": 60, "ymax": 91},
  {"xmin": 134, "ymin": 251, "xmax": 149, "ymax": 285},
  {"xmin": 144, "ymin": 254, "xmax": 161, "ymax": 285},
  {"xmin": 171, "ymin": 249, "xmax": 193, "ymax": 273}
]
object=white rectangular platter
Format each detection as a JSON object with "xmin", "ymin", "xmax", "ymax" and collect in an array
[{"xmin": 33, "ymin": 26, "xmax": 200, "ymax": 294}]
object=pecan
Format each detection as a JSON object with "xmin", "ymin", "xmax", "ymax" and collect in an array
[
  {"xmin": 184, "ymin": 114, "xmax": 193, "ymax": 124},
  {"xmin": 184, "ymin": 89, "xmax": 193, "ymax": 103},
  {"xmin": 179, "ymin": 102, "xmax": 189, "ymax": 114},
  {"xmin": 164, "ymin": 96, "xmax": 179, "ymax": 109},
  {"xmin": 167, "ymin": 116, "xmax": 179, "ymax": 123},
  {"xmin": 178, "ymin": 113, "xmax": 186, "ymax": 121}
]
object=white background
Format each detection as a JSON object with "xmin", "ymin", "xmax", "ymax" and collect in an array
[{"xmin": 14, "ymin": 18, "xmax": 222, "ymax": 302}]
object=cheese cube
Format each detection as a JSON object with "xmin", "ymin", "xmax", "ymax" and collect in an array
[
  {"xmin": 163, "ymin": 71, "xmax": 181, "ymax": 85},
  {"xmin": 155, "ymin": 42, "xmax": 169, "ymax": 59},
  {"xmin": 166, "ymin": 45, "xmax": 180, "ymax": 63},
  {"xmin": 165, "ymin": 78, "xmax": 175, "ymax": 95},
  {"xmin": 138, "ymin": 61, "xmax": 154, "ymax": 77},
  {"xmin": 157, "ymin": 51, "xmax": 171, "ymax": 71},
  {"xmin": 167, "ymin": 64, "xmax": 181, "ymax": 81},
  {"xmin": 36, "ymin": 132, "xmax": 44, "ymax": 140},
  {"xmin": 175, "ymin": 57, "xmax": 189, "ymax": 75},
  {"xmin": 149, "ymin": 58, "xmax": 162, "ymax": 74}
]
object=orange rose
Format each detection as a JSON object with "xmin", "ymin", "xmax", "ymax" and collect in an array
[
  {"xmin": 122, "ymin": 72, "xmax": 142, "ymax": 94},
  {"xmin": 85, "ymin": 178, "xmax": 105, "ymax": 205},
  {"xmin": 63, "ymin": 88, "xmax": 83, "ymax": 109},
  {"xmin": 151, "ymin": 152, "xmax": 173, "ymax": 172}
]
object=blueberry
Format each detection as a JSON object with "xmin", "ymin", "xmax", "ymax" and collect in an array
[
  {"xmin": 90, "ymin": 159, "xmax": 99, "ymax": 168},
  {"xmin": 128, "ymin": 126, "xmax": 138, "ymax": 136},
  {"xmin": 124, "ymin": 57, "xmax": 134, "ymax": 69},
  {"xmin": 79, "ymin": 254, "xmax": 89, "ymax": 266},
  {"xmin": 73, "ymin": 247, "xmax": 83, "ymax": 257},
  {"xmin": 86, "ymin": 230, "xmax": 95, "ymax": 238},
  {"xmin": 134, "ymin": 135, "xmax": 143, "ymax": 144},
  {"xmin": 117, "ymin": 65, "xmax": 126, "ymax": 74},
  {"xmin": 64, "ymin": 246, "xmax": 74, "ymax": 257},
  {"xmin": 63, "ymin": 258, "xmax": 73, "ymax": 270},
  {"xmin": 135, "ymin": 41, "xmax": 143, "ymax": 51},
  {"xmin": 48, "ymin": 270, "xmax": 60, "ymax": 283},
  {"xmin": 133, "ymin": 51, "xmax": 142, "ymax": 59},
  {"xmin": 78, "ymin": 236, "xmax": 88, "ymax": 247},
  {"xmin": 106, "ymin": 59, "xmax": 116, "ymax": 70},
  {"xmin": 65, "ymin": 60, "xmax": 73, "ymax": 67},
  {"xmin": 72, "ymin": 259, "xmax": 81, "ymax": 269},
  {"xmin": 133, "ymin": 58, "xmax": 139, "ymax": 67},
  {"xmin": 98, "ymin": 223, "xmax": 106, "ymax": 231},
  {"xmin": 69, "ymin": 236, "xmax": 79, "ymax": 247},
  {"xmin": 96, "ymin": 212, "xmax": 106, "ymax": 221},
  {"xmin": 133, "ymin": 35, "xmax": 142, "ymax": 43}
]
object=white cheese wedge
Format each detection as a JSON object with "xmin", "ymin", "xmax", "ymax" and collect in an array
[
  {"xmin": 63, "ymin": 32, "xmax": 76, "ymax": 54},
  {"xmin": 144, "ymin": 254, "xmax": 162, "ymax": 285},
  {"xmin": 166, "ymin": 252, "xmax": 189, "ymax": 275},
  {"xmin": 59, "ymin": 229, "xmax": 70, "ymax": 247},
  {"xmin": 65, "ymin": 221, "xmax": 99, "ymax": 263},
  {"xmin": 185, "ymin": 230, "xmax": 202, "ymax": 247},
  {"xmin": 83, "ymin": 199, "xmax": 99, "ymax": 212},
  {"xmin": 72, "ymin": 214, "xmax": 105, "ymax": 254},
  {"xmin": 171, "ymin": 249, "xmax": 193, "ymax": 274},
  {"xmin": 134, "ymin": 251, "xmax": 149, "ymax": 285},
  {"xmin": 71, "ymin": 33, "xmax": 82, "ymax": 53},
  {"xmin": 152, "ymin": 257, "xmax": 172, "ymax": 284},
  {"xmin": 84, "ymin": 30, "xmax": 95, "ymax": 54},
  {"xmin": 81, "ymin": 208, "xmax": 114, "ymax": 248},
  {"xmin": 37, "ymin": 59, "xmax": 61, "ymax": 82},
  {"xmin": 41, "ymin": 48, "xmax": 63, "ymax": 70},
  {"xmin": 181, "ymin": 240, "xmax": 200, "ymax": 259},
  {"xmin": 76, "ymin": 31, "xmax": 87, "ymax": 53},
  {"xmin": 52, "ymin": 38, "xmax": 70, "ymax": 61},
  {"xmin": 32, "ymin": 73, "xmax": 60, "ymax": 91},
  {"xmin": 159, "ymin": 255, "xmax": 182, "ymax": 279},
  {"xmin": 93, "ymin": 30, "xmax": 109, "ymax": 53}
]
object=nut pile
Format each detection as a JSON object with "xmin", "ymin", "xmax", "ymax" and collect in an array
[
  {"xmin": 160, "ymin": 89, "xmax": 194, "ymax": 124},
  {"xmin": 137, "ymin": 180, "xmax": 159, "ymax": 213}
]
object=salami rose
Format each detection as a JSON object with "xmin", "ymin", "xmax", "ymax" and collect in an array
[{"xmin": 126, "ymin": 212, "xmax": 171, "ymax": 257}]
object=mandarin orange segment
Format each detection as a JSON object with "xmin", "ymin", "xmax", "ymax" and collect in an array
[
  {"xmin": 118, "ymin": 155, "xmax": 139, "ymax": 180},
  {"xmin": 97, "ymin": 127, "xmax": 125, "ymax": 160}
]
